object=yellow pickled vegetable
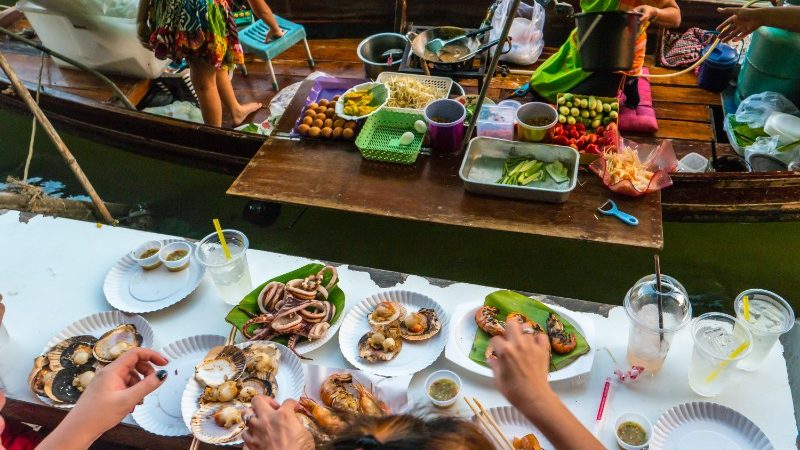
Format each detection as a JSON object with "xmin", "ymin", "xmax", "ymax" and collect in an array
[{"xmin": 343, "ymin": 90, "xmax": 377, "ymax": 116}]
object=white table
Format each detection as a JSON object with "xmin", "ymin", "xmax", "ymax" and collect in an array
[{"xmin": 0, "ymin": 211, "xmax": 795, "ymax": 449}]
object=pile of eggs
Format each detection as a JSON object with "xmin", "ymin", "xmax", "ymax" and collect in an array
[{"xmin": 297, "ymin": 97, "xmax": 358, "ymax": 140}]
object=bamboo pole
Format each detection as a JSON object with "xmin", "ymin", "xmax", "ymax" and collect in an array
[{"xmin": 0, "ymin": 51, "xmax": 115, "ymax": 225}]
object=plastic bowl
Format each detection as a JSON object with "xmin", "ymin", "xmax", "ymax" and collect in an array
[
  {"xmin": 131, "ymin": 240, "xmax": 162, "ymax": 271},
  {"xmin": 158, "ymin": 241, "xmax": 192, "ymax": 272},
  {"xmin": 516, "ymin": 102, "xmax": 558, "ymax": 142},
  {"xmin": 424, "ymin": 370, "xmax": 462, "ymax": 408},
  {"xmin": 764, "ymin": 112, "xmax": 800, "ymax": 143},
  {"xmin": 614, "ymin": 412, "xmax": 652, "ymax": 450}
]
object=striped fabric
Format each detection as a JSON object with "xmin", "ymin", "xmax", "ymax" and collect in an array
[{"xmin": 658, "ymin": 27, "xmax": 707, "ymax": 69}]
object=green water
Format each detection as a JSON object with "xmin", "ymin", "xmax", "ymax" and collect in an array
[{"xmin": 2, "ymin": 108, "xmax": 798, "ymax": 314}]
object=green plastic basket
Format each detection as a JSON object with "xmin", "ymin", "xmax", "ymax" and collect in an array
[{"xmin": 355, "ymin": 109, "xmax": 425, "ymax": 164}]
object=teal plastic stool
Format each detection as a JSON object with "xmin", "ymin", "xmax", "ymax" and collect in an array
[{"xmin": 238, "ymin": 16, "xmax": 314, "ymax": 90}]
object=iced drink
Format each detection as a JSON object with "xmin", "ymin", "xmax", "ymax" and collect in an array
[
  {"xmin": 197, "ymin": 230, "xmax": 253, "ymax": 305},
  {"xmin": 625, "ymin": 274, "xmax": 692, "ymax": 372},
  {"xmin": 734, "ymin": 290, "xmax": 794, "ymax": 371},
  {"xmin": 688, "ymin": 312, "xmax": 752, "ymax": 397}
]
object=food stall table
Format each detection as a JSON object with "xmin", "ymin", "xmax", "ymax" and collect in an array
[{"xmin": 0, "ymin": 210, "xmax": 796, "ymax": 449}]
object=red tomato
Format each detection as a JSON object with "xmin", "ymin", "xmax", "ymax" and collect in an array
[
  {"xmin": 569, "ymin": 144, "xmax": 579, "ymax": 150},
  {"xmin": 596, "ymin": 126, "xmax": 605, "ymax": 135},
  {"xmin": 569, "ymin": 130, "xmax": 580, "ymax": 140},
  {"xmin": 552, "ymin": 135, "xmax": 569, "ymax": 146},
  {"xmin": 554, "ymin": 124, "xmax": 564, "ymax": 135},
  {"xmin": 586, "ymin": 144, "xmax": 600, "ymax": 154},
  {"xmin": 587, "ymin": 134, "xmax": 598, "ymax": 145},
  {"xmin": 576, "ymin": 123, "xmax": 586, "ymax": 133}
]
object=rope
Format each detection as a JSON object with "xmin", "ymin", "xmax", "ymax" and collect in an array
[
  {"xmin": 634, "ymin": 0, "xmax": 763, "ymax": 78},
  {"xmin": 22, "ymin": 51, "xmax": 44, "ymax": 183}
]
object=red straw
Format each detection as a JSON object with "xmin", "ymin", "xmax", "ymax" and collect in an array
[{"xmin": 596, "ymin": 377, "xmax": 612, "ymax": 420}]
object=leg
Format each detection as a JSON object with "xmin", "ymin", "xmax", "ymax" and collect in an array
[
  {"xmin": 266, "ymin": 58, "xmax": 279, "ymax": 90},
  {"xmin": 246, "ymin": 0, "xmax": 284, "ymax": 42},
  {"xmin": 188, "ymin": 59, "xmax": 223, "ymax": 127},
  {"xmin": 215, "ymin": 67, "xmax": 262, "ymax": 126},
  {"xmin": 623, "ymin": 76, "xmax": 640, "ymax": 109},
  {"xmin": 302, "ymin": 37, "xmax": 315, "ymax": 69}
]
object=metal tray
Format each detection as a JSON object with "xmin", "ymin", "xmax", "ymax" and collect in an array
[
  {"xmin": 290, "ymin": 76, "xmax": 367, "ymax": 138},
  {"xmin": 459, "ymin": 137, "xmax": 580, "ymax": 203}
]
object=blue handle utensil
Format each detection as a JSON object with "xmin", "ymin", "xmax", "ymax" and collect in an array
[
  {"xmin": 513, "ymin": 83, "xmax": 530, "ymax": 97},
  {"xmin": 597, "ymin": 200, "xmax": 639, "ymax": 226}
]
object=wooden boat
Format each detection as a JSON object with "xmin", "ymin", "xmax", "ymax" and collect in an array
[{"xmin": 1, "ymin": 2, "xmax": 799, "ymax": 221}]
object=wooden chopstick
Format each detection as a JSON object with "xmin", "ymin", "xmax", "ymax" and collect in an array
[
  {"xmin": 474, "ymin": 398, "xmax": 515, "ymax": 450},
  {"xmin": 464, "ymin": 397, "xmax": 514, "ymax": 450},
  {"xmin": 189, "ymin": 327, "xmax": 239, "ymax": 449}
]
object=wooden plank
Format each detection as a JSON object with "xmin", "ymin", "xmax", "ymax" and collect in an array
[
  {"xmin": 651, "ymin": 85, "xmax": 721, "ymax": 105},
  {"xmin": 652, "ymin": 102, "xmax": 709, "ymax": 123},
  {"xmin": 228, "ymin": 139, "xmax": 664, "ymax": 250},
  {"xmin": 654, "ymin": 119, "xmax": 714, "ymax": 141}
]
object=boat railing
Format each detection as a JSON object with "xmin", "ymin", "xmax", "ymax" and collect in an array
[{"xmin": 0, "ymin": 20, "xmax": 136, "ymax": 111}]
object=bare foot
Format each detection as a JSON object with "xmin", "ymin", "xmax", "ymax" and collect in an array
[
  {"xmin": 265, "ymin": 29, "xmax": 284, "ymax": 43},
  {"xmin": 232, "ymin": 102, "xmax": 263, "ymax": 126}
]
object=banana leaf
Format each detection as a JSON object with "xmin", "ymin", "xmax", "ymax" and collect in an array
[
  {"xmin": 225, "ymin": 264, "xmax": 345, "ymax": 345},
  {"xmin": 469, "ymin": 290, "xmax": 590, "ymax": 371}
]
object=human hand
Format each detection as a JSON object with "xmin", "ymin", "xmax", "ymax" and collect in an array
[
  {"xmin": 242, "ymin": 397, "xmax": 314, "ymax": 450},
  {"xmin": 487, "ymin": 320, "xmax": 556, "ymax": 420},
  {"xmin": 717, "ymin": 7, "xmax": 763, "ymax": 42},
  {"xmin": 633, "ymin": 5, "xmax": 660, "ymax": 22}
]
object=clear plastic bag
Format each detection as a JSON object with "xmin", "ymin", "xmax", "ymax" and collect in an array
[
  {"xmin": 744, "ymin": 135, "xmax": 800, "ymax": 166},
  {"xmin": 142, "ymin": 101, "xmax": 203, "ymax": 123},
  {"xmin": 735, "ymin": 92, "xmax": 799, "ymax": 129},
  {"xmin": 490, "ymin": 0, "xmax": 545, "ymax": 65},
  {"xmin": 589, "ymin": 138, "xmax": 677, "ymax": 197}
]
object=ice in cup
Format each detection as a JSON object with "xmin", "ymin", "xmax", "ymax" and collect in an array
[
  {"xmin": 688, "ymin": 312, "xmax": 752, "ymax": 397},
  {"xmin": 196, "ymin": 229, "xmax": 253, "ymax": 305},
  {"xmin": 624, "ymin": 274, "xmax": 692, "ymax": 372},
  {"xmin": 734, "ymin": 289, "xmax": 794, "ymax": 371}
]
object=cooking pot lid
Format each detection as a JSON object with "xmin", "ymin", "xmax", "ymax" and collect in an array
[{"xmin": 704, "ymin": 43, "xmax": 738, "ymax": 65}]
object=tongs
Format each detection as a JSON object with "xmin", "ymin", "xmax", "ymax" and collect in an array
[{"xmin": 425, "ymin": 26, "xmax": 493, "ymax": 55}]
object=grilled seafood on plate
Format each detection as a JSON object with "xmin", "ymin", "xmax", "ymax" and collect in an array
[
  {"xmin": 29, "ymin": 324, "xmax": 143, "ymax": 406},
  {"xmin": 320, "ymin": 373, "xmax": 359, "ymax": 413},
  {"xmin": 475, "ymin": 306, "xmax": 506, "ymax": 337},
  {"xmin": 400, "ymin": 308, "xmax": 441, "ymax": 341},
  {"xmin": 481, "ymin": 311, "xmax": 548, "ymax": 360},
  {"xmin": 367, "ymin": 301, "xmax": 407, "ymax": 329},
  {"xmin": 191, "ymin": 402, "xmax": 247, "ymax": 444},
  {"xmin": 359, "ymin": 323, "xmax": 403, "ymax": 362},
  {"xmin": 299, "ymin": 396, "xmax": 347, "ymax": 434},
  {"xmin": 546, "ymin": 312, "xmax": 577, "ymax": 354},
  {"xmin": 513, "ymin": 434, "xmax": 543, "ymax": 450},
  {"xmin": 242, "ymin": 266, "xmax": 338, "ymax": 352}
]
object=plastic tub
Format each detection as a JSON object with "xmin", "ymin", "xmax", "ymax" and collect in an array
[
  {"xmin": 764, "ymin": 112, "xmax": 800, "ymax": 144},
  {"xmin": 615, "ymin": 412, "xmax": 652, "ymax": 450},
  {"xmin": 516, "ymin": 102, "xmax": 557, "ymax": 142},
  {"xmin": 424, "ymin": 99, "xmax": 466, "ymax": 154},
  {"xmin": 677, "ymin": 152, "xmax": 709, "ymax": 173},
  {"xmin": 424, "ymin": 370, "xmax": 462, "ymax": 408},
  {"xmin": 477, "ymin": 106, "xmax": 516, "ymax": 140},
  {"xmin": 17, "ymin": 0, "xmax": 169, "ymax": 79},
  {"xmin": 697, "ymin": 41, "xmax": 738, "ymax": 92}
]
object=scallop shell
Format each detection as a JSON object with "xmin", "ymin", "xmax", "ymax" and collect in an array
[
  {"xmin": 45, "ymin": 366, "xmax": 96, "ymax": 404},
  {"xmin": 367, "ymin": 302, "xmax": 407, "ymax": 330},
  {"xmin": 191, "ymin": 402, "xmax": 246, "ymax": 444},
  {"xmin": 195, "ymin": 345, "xmax": 246, "ymax": 388},
  {"xmin": 28, "ymin": 356, "xmax": 51, "ymax": 396},
  {"xmin": 400, "ymin": 308, "xmax": 442, "ymax": 341},
  {"xmin": 93, "ymin": 324, "xmax": 143, "ymax": 363},
  {"xmin": 358, "ymin": 330, "xmax": 403, "ymax": 362},
  {"xmin": 48, "ymin": 336, "xmax": 97, "ymax": 371},
  {"xmin": 237, "ymin": 377, "xmax": 277, "ymax": 403},
  {"xmin": 244, "ymin": 342, "xmax": 281, "ymax": 381}
]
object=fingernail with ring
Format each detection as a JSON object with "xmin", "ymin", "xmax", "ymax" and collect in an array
[{"xmin": 156, "ymin": 370, "xmax": 168, "ymax": 381}]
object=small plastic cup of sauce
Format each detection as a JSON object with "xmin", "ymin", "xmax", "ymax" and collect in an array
[
  {"xmin": 424, "ymin": 370, "xmax": 461, "ymax": 408},
  {"xmin": 159, "ymin": 241, "xmax": 192, "ymax": 272},
  {"xmin": 131, "ymin": 240, "xmax": 163, "ymax": 270},
  {"xmin": 615, "ymin": 412, "xmax": 652, "ymax": 450}
]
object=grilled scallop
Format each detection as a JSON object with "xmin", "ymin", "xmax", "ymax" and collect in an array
[
  {"xmin": 367, "ymin": 302, "xmax": 407, "ymax": 329},
  {"xmin": 93, "ymin": 324, "xmax": 143, "ymax": 363},
  {"xmin": 191, "ymin": 402, "xmax": 246, "ymax": 444},
  {"xmin": 48, "ymin": 336, "xmax": 97, "ymax": 371},
  {"xmin": 399, "ymin": 308, "xmax": 441, "ymax": 341},
  {"xmin": 194, "ymin": 345, "xmax": 246, "ymax": 388},
  {"xmin": 359, "ymin": 323, "xmax": 403, "ymax": 362}
]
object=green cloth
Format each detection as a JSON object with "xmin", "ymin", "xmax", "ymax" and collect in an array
[{"xmin": 530, "ymin": 0, "xmax": 620, "ymax": 102}]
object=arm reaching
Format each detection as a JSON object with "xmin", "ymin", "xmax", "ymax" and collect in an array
[
  {"xmin": 488, "ymin": 320, "xmax": 605, "ymax": 450},
  {"xmin": 634, "ymin": 0, "xmax": 681, "ymax": 29},
  {"xmin": 717, "ymin": 6, "xmax": 800, "ymax": 42}
]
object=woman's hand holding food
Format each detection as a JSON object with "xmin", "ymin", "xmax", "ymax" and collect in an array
[
  {"xmin": 242, "ymin": 397, "xmax": 314, "ymax": 450},
  {"xmin": 37, "ymin": 348, "xmax": 168, "ymax": 450}
]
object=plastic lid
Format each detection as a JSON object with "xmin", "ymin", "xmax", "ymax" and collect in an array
[
  {"xmin": 764, "ymin": 112, "xmax": 800, "ymax": 141},
  {"xmin": 704, "ymin": 43, "xmax": 738, "ymax": 67}
]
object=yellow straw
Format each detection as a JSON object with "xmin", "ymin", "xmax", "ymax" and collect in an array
[
  {"xmin": 743, "ymin": 296, "xmax": 751, "ymax": 322},
  {"xmin": 706, "ymin": 341, "xmax": 750, "ymax": 383},
  {"xmin": 212, "ymin": 218, "xmax": 232, "ymax": 261}
]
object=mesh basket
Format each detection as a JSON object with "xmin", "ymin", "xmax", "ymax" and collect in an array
[
  {"xmin": 376, "ymin": 72, "xmax": 453, "ymax": 113},
  {"xmin": 355, "ymin": 109, "xmax": 426, "ymax": 164}
]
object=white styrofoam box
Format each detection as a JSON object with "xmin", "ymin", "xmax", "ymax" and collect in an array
[{"xmin": 17, "ymin": 0, "xmax": 169, "ymax": 79}]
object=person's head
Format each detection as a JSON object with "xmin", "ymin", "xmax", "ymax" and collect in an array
[{"xmin": 326, "ymin": 414, "xmax": 493, "ymax": 450}]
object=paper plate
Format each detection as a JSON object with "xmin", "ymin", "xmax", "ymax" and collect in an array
[
  {"xmin": 339, "ymin": 290, "xmax": 448, "ymax": 377},
  {"xmin": 132, "ymin": 335, "xmax": 226, "ymax": 436},
  {"xmin": 104, "ymin": 239, "xmax": 205, "ymax": 314},
  {"xmin": 304, "ymin": 364, "xmax": 413, "ymax": 414},
  {"xmin": 650, "ymin": 402, "xmax": 773, "ymax": 450},
  {"xmin": 470, "ymin": 406, "xmax": 552, "ymax": 450},
  {"xmin": 38, "ymin": 311, "xmax": 156, "ymax": 409},
  {"xmin": 444, "ymin": 300, "xmax": 595, "ymax": 381},
  {"xmin": 180, "ymin": 340, "xmax": 305, "ymax": 446}
]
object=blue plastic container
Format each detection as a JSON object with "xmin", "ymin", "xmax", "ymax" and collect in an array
[{"xmin": 697, "ymin": 41, "xmax": 738, "ymax": 92}]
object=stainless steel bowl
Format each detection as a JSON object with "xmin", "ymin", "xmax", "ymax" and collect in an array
[{"xmin": 357, "ymin": 33, "xmax": 407, "ymax": 80}]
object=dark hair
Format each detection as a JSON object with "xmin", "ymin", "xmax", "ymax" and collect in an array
[{"xmin": 326, "ymin": 414, "xmax": 493, "ymax": 450}]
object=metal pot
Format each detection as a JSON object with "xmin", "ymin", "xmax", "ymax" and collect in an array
[
  {"xmin": 575, "ymin": 11, "xmax": 642, "ymax": 72},
  {"xmin": 357, "ymin": 33, "xmax": 408, "ymax": 80},
  {"xmin": 406, "ymin": 26, "xmax": 508, "ymax": 70}
]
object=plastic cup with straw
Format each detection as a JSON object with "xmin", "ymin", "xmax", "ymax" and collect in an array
[
  {"xmin": 733, "ymin": 289, "xmax": 794, "ymax": 371},
  {"xmin": 688, "ymin": 312, "xmax": 752, "ymax": 397},
  {"xmin": 196, "ymin": 219, "xmax": 253, "ymax": 305}
]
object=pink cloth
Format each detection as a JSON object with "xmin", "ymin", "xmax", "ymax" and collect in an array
[
  {"xmin": 2, "ymin": 420, "xmax": 42, "ymax": 450},
  {"xmin": 618, "ymin": 68, "xmax": 658, "ymax": 134}
]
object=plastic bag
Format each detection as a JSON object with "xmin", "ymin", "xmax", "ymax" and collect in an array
[
  {"xmin": 735, "ymin": 92, "xmax": 799, "ymax": 129},
  {"xmin": 744, "ymin": 135, "xmax": 800, "ymax": 166},
  {"xmin": 490, "ymin": 0, "xmax": 545, "ymax": 65},
  {"xmin": 143, "ymin": 101, "xmax": 203, "ymax": 123},
  {"xmin": 589, "ymin": 138, "xmax": 677, "ymax": 197},
  {"xmin": 264, "ymin": 71, "xmax": 331, "ymax": 135}
]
